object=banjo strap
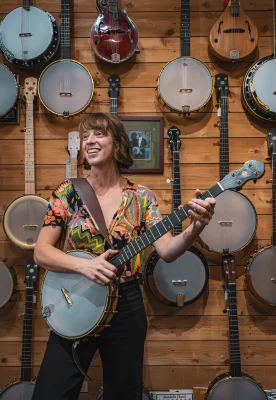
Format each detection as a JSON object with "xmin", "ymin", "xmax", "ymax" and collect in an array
[
  {"xmin": 70, "ymin": 178, "xmax": 114, "ymax": 249},
  {"xmin": 70, "ymin": 177, "xmax": 114, "ymax": 380}
]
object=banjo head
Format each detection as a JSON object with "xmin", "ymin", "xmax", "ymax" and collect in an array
[
  {"xmin": 145, "ymin": 246, "xmax": 209, "ymax": 306},
  {"xmin": 38, "ymin": 60, "xmax": 94, "ymax": 117},
  {"xmin": 247, "ymin": 246, "xmax": 276, "ymax": 306},
  {"xmin": 0, "ymin": 381, "xmax": 35, "ymax": 399},
  {"xmin": 0, "ymin": 260, "xmax": 16, "ymax": 309},
  {"xmin": 157, "ymin": 57, "xmax": 213, "ymax": 113},
  {"xmin": 0, "ymin": 64, "xmax": 18, "ymax": 117},
  {"xmin": 41, "ymin": 250, "xmax": 111, "ymax": 339},
  {"xmin": 207, "ymin": 375, "xmax": 267, "ymax": 400},
  {"xmin": 0, "ymin": 6, "xmax": 53, "ymax": 61},
  {"xmin": 199, "ymin": 191, "xmax": 256, "ymax": 254},
  {"xmin": 243, "ymin": 55, "xmax": 276, "ymax": 121},
  {"xmin": 3, "ymin": 195, "xmax": 48, "ymax": 250}
]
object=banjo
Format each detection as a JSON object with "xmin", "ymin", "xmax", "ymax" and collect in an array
[
  {"xmin": 156, "ymin": 0, "xmax": 213, "ymax": 115},
  {"xmin": 0, "ymin": 0, "xmax": 60, "ymax": 68},
  {"xmin": 144, "ymin": 126, "xmax": 209, "ymax": 307},
  {"xmin": 38, "ymin": 0, "xmax": 94, "ymax": 118},
  {"xmin": 206, "ymin": 255, "xmax": 267, "ymax": 400},
  {"xmin": 41, "ymin": 160, "xmax": 265, "ymax": 339},
  {"xmin": 66, "ymin": 131, "xmax": 80, "ymax": 179},
  {"xmin": 245, "ymin": 128, "xmax": 276, "ymax": 306},
  {"xmin": 0, "ymin": 260, "xmax": 38, "ymax": 399},
  {"xmin": 199, "ymin": 73, "xmax": 257, "ymax": 254},
  {"xmin": 0, "ymin": 64, "xmax": 18, "ymax": 118},
  {"xmin": 0, "ymin": 258, "xmax": 17, "ymax": 309},
  {"xmin": 242, "ymin": 0, "xmax": 276, "ymax": 122},
  {"xmin": 3, "ymin": 77, "xmax": 48, "ymax": 250}
]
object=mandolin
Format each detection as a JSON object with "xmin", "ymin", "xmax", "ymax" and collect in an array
[
  {"xmin": 209, "ymin": 0, "xmax": 258, "ymax": 61},
  {"xmin": 91, "ymin": 0, "xmax": 139, "ymax": 64}
]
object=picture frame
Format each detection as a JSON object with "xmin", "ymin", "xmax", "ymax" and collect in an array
[{"xmin": 119, "ymin": 116, "xmax": 164, "ymax": 174}]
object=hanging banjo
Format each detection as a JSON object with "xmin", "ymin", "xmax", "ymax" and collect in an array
[
  {"xmin": 156, "ymin": 0, "xmax": 213, "ymax": 115},
  {"xmin": 144, "ymin": 126, "xmax": 209, "ymax": 307},
  {"xmin": 0, "ymin": 64, "xmax": 18, "ymax": 118},
  {"xmin": 0, "ymin": 0, "xmax": 60, "ymax": 68},
  {"xmin": 0, "ymin": 258, "xmax": 17, "ymax": 309},
  {"xmin": 199, "ymin": 73, "xmax": 257, "ymax": 254},
  {"xmin": 38, "ymin": 0, "xmax": 94, "ymax": 118},
  {"xmin": 0, "ymin": 260, "xmax": 38, "ymax": 399},
  {"xmin": 206, "ymin": 255, "xmax": 267, "ymax": 400},
  {"xmin": 3, "ymin": 77, "xmax": 48, "ymax": 250},
  {"xmin": 40, "ymin": 160, "xmax": 265, "ymax": 339},
  {"xmin": 245, "ymin": 127, "xmax": 276, "ymax": 307},
  {"xmin": 242, "ymin": 0, "xmax": 276, "ymax": 122}
]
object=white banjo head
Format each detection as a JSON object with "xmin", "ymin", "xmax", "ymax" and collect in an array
[
  {"xmin": 0, "ymin": 260, "xmax": 15, "ymax": 308},
  {"xmin": 250, "ymin": 58, "xmax": 276, "ymax": 113},
  {"xmin": 208, "ymin": 376, "xmax": 267, "ymax": 400},
  {"xmin": 0, "ymin": 381, "xmax": 34, "ymax": 399},
  {"xmin": 248, "ymin": 246, "xmax": 276, "ymax": 305},
  {"xmin": 158, "ymin": 57, "xmax": 213, "ymax": 113},
  {"xmin": 3, "ymin": 195, "xmax": 48, "ymax": 250},
  {"xmin": 199, "ymin": 190, "xmax": 256, "ymax": 254},
  {"xmin": 38, "ymin": 60, "xmax": 94, "ymax": 117},
  {"xmin": 0, "ymin": 64, "xmax": 18, "ymax": 117},
  {"xmin": 41, "ymin": 251, "xmax": 110, "ymax": 339},
  {"xmin": 0, "ymin": 6, "xmax": 53, "ymax": 60}
]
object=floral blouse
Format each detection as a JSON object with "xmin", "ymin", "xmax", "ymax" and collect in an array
[{"xmin": 43, "ymin": 179, "xmax": 163, "ymax": 279}]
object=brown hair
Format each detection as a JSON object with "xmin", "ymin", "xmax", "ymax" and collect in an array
[{"xmin": 79, "ymin": 113, "xmax": 133, "ymax": 170}]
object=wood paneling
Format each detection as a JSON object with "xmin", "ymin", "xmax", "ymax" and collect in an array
[{"xmin": 0, "ymin": 0, "xmax": 275, "ymax": 396}]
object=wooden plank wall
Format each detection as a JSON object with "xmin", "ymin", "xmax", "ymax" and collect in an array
[{"xmin": 0, "ymin": 0, "xmax": 275, "ymax": 398}]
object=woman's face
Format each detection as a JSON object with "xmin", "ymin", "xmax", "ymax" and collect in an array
[{"xmin": 81, "ymin": 127, "xmax": 115, "ymax": 168}]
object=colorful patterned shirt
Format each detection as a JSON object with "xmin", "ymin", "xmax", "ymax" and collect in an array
[{"xmin": 43, "ymin": 179, "xmax": 163, "ymax": 279}]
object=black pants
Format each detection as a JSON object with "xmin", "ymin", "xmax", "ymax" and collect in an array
[{"xmin": 32, "ymin": 279, "xmax": 147, "ymax": 400}]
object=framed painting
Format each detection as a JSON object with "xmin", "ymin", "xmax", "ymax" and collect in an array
[{"xmin": 120, "ymin": 116, "xmax": 164, "ymax": 174}]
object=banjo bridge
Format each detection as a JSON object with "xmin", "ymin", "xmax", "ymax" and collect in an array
[
  {"xmin": 179, "ymin": 89, "xmax": 193, "ymax": 93},
  {"xmin": 59, "ymin": 92, "xmax": 73, "ymax": 97},
  {"xmin": 61, "ymin": 287, "xmax": 73, "ymax": 306},
  {"xmin": 218, "ymin": 221, "xmax": 233, "ymax": 226},
  {"xmin": 19, "ymin": 33, "xmax": 32, "ymax": 37},
  {"xmin": 172, "ymin": 279, "xmax": 187, "ymax": 286}
]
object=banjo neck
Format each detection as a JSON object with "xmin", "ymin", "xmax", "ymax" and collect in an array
[
  {"xmin": 223, "ymin": 255, "xmax": 242, "ymax": 377},
  {"xmin": 61, "ymin": 0, "xmax": 71, "ymax": 59},
  {"xmin": 215, "ymin": 73, "xmax": 230, "ymax": 181},
  {"xmin": 24, "ymin": 78, "xmax": 37, "ymax": 195},
  {"xmin": 109, "ymin": 160, "xmax": 265, "ymax": 270},
  {"xmin": 108, "ymin": 74, "xmax": 120, "ymax": 116},
  {"xmin": 21, "ymin": 260, "xmax": 38, "ymax": 382},
  {"xmin": 168, "ymin": 126, "xmax": 182, "ymax": 236},
  {"xmin": 180, "ymin": 0, "xmax": 190, "ymax": 57},
  {"xmin": 22, "ymin": 0, "xmax": 31, "ymax": 11},
  {"xmin": 267, "ymin": 128, "xmax": 276, "ymax": 245}
]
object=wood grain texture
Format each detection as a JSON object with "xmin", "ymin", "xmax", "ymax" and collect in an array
[{"xmin": 0, "ymin": 0, "xmax": 275, "ymax": 394}]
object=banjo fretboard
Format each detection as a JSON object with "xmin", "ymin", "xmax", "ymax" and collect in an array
[{"xmin": 61, "ymin": 0, "xmax": 71, "ymax": 59}]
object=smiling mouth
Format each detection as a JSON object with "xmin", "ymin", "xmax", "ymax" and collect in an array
[{"xmin": 87, "ymin": 149, "xmax": 101, "ymax": 155}]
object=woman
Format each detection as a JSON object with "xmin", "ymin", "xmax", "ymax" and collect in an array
[{"xmin": 32, "ymin": 113, "xmax": 215, "ymax": 400}]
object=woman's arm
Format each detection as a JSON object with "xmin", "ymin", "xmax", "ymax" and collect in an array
[
  {"xmin": 34, "ymin": 226, "xmax": 118, "ymax": 285},
  {"xmin": 152, "ymin": 189, "xmax": 216, "ymax": 263}
]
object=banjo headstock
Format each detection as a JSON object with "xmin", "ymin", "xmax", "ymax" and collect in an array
[{"xmin": 23, "ymin": 77, "xmax": 37, "ymax": 102}]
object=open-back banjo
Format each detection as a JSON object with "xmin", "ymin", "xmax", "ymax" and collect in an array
[
  {"xmin": 0, "ymin": 0, "xmax": 60, "ymax": 68},
  {"xmin": 206, "ymin": 255, "xmax": 267, "ymax": 400},
  {"xmin": 199, "ymin": 73, "xmax": 257, "ymax": 254},
  {"xmin": 245, "ymin": 128, "xmax": 276, "ymax": 306},
  {"xmin": 41, "ymin": 160, "xmax": 265, "ymax": 339},
  {"xmin": 242, "ymin": 0, "xmax": 276, "ymax": 122},
  {"xmin": 156, "ymin": 0, "xmax": 213, "ymax": 115},
  {"xmin": 0, "ymin": 260, "xmax": 38, "ymax": 398},
  {"xmin": 144, "ymin": 126, "xmax": 209, "ymax": 307},
  {"xmin": 0, "ymin": 64, "xmax": 18, "ymax": 118},
  {"xmin": 3, "ymin": 78, "xmax": 48, "ymax": 250},
  {"xmin": 38, "ymin": 0, "xmax": 94, "ymax": 118}
]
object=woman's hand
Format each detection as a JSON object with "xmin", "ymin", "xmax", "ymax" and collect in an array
[
  {"xmin": 188, "ymin": 189, "xmax": 216, "ymax": 231},
  {"xmin": 79, "ymin": 249, "xmax": 119, "ymax": 285}
]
